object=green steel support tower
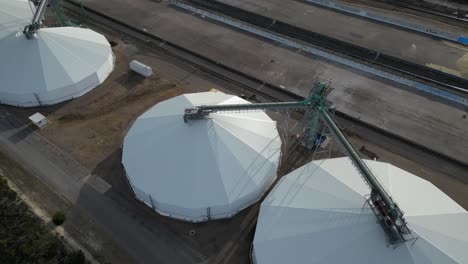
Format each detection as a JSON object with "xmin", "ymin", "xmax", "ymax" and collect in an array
[{"xmin": 184, "ymin": 83, "xmax": 412, "ymax": 245}]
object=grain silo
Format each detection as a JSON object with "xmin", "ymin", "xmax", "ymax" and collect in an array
[
  {"xmin": 252, "ymin": 157, "xmax": 468, "ymax": 263},
  {"xmin": 0, "ymin": 0, "xmax": 114, "ymax": 107},
  {"xmin": 122, "ymin": 91, "xmax": 282, "ymax": 222},
  {"xmin": 0, "ymin": 0, "xmax": 33, "ymax": 34}
]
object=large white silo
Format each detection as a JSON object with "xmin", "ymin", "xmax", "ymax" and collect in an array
[
  {"xmin": 0, "ymin": 0, "xmax": 34, "ymax": 34},
  {"xmin": 0, "ymin": 0, "xmax": 114, "ymax": 107},
  {"xmin": 122, "ymin": 91, "xmax": 282, "ymax": 222},
  {"xmin": 252, "ymin": 157, "xmax": 468, "ymax": 264}
]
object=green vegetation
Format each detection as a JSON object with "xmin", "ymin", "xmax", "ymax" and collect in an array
[
  {"xmin": 52, "ymin": 211, "xmax": 67, "ymax": 226},
  {"xmin": 64, "ymin": 250, "xmax": 85, "ymax": 264},
  {"xmin": 0, "ymin": 176, "xmax": 85, "ymax": 264}
]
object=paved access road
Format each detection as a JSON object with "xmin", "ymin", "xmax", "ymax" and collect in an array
[{"xmin": 0, "ymin": 109, "xmax": 208, "ymax": 264}]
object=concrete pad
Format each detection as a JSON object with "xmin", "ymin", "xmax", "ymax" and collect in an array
[
  {"xmin": 82, "ymin": 0, "xmax": 468, "ymax": 163},
  {"xmin": 87, "ymin": 175, "xmax": 112, "ymax": 194}
]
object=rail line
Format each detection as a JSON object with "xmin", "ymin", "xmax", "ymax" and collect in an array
[
  {"xmin": 61, "ymin": 1, "xmax": 301, "ymax": 103},
  {"xmin": 61, "ymin": 0, "xmax": 468, "ymax": 172},
  {"xmin": 176, "ymin": 0, "xmax": 468, "ymax": 96},
  {"xmin": 299, "ymin": 0, "xmax": 467, "ymax": 45},
  {"xmin": 377, "ymin": 0, "xmax": 468, "ymax": 23}
]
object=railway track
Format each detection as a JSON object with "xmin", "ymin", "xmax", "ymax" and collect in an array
[
  {"xmin": 298, "ymin": 0, "xmax": 466, "ymax": 46},
  {"xmin": 178, "ymin": 0, "xmax": 468, "ymax": 95},
  {"xmin": 377, "ymin": 0, "xmax": 468, "ymax": 23},
  {"xmin": 61, "ymin": 0, "xmax": 468, "ymax": 172},
  {"xmin": 61, "ymin": 0, "xmax": 301, "ymax": 103}
]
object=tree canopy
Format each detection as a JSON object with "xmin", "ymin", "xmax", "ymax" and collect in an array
[{"xmin": 0, "ymin": 177, "xmax": 85, "ymax": 264}]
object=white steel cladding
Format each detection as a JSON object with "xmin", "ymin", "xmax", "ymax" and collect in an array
[
  {"xmin": 253, "ymin": 157, "xmax": 468, "ymax": 264},
  {"xmin": 122, "ymin": 92, "xmax": 282, "ymax": 222},
  {"xmin": 0, "ymin": 9, "xmax": 114, "ymax": 107}
]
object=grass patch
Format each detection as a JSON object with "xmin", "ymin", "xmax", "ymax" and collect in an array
[{"xmin": 52, "ymin": 211, "xmax": 67, "ymax": 226}]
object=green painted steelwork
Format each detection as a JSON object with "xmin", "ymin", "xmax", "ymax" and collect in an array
[
  {"xmin": 184, "ymin": 83, "xmax": 327, "ymax": 122},
  {"xmin": 302, "ymin": 109, "xmax": 319, "ymax": 148},
  {"xmin": 23, "ymin": 0, "xmax": 49, "ymax": 39},
  {"xmin": 184, "ymin": 83, "xmax": 410, "ymax": 244},
  {"xmin": 51, "ymin": 0, "xmax": 66, "ymax": 26},
  {"xmin": 321, "ymin": 109, "xmax": 397, "ymax": 216},
  {"xmin": 24, "ymin": 0, "xmax": 75, "ymax": 39},
  {"xmin": 320, "ymin": 107, "xmax": 407, "ymax": 244},
  {"xmin": 53, "ymin": 0, "xmax": 78, "ymax": 26}
]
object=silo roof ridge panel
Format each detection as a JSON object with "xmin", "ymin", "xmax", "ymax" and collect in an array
[
  {"xmin": 125, "ymin": 115, "xmax": 232, "ymax": 207},
  {"xmin": 43, "ymin": 30, "xmax": 112, "ymax": 68},
  {"xmin": 216, "ymin": 112, "xmax": 275, "ymax": 123},
  {"xmin": 385, "ymin": 165, "xmax": 465, "ymax": 216},
  {"xmin": 124, "ymin": 114, "xmax": 182, "ymax": 145},
  {"xmin": 185, "ymin": 92, "xmax": 234, "ymax": 106},
  {"xmin": 0, "ymin": 32, "xmax": 48, "ymax": 93},
  {"xmin": 211, "ymin": 117, "xmax": 280, "ymax": 162},
  {"xmin": 124, "ymin": 115, "xmax": 200, "ymax": 165},
  {"xmin": 210, "ymin": 120, "xmax": 275, "ymax": 170},
  {"xmin": 263, "ymin": 177, "xmax": 364, "ymax": 210},
  {"xmin": 204, "ymin": 123, "xmax": 249, "ymax": 202},
  {"xmin": 0, "ymin": 0, "xmax": 33, "ymax": 21},
  {"xmin": 42, "ymin": 27, "xmax": 110, "ymax": 44},
  {"xmin": 0, "ymin": 18, "xmax": 28, "ymax": 31},
  {"xmin": 255, "ymin": 205, "xmax": 375, "ymax": 243},
  {"xmin": 365, "ymin": 161, "xmax": 392, "ymax": 194},
  {"xmin": 265, "ymin": 162, "xmax": 365, "ymax": 208},
  {"xmin": 124, "ymin": 122, "xmax": 231, "ymax": 207},
  {"xmin": 0, "ymin": 0, "xmax": 33, "ymax": 39},
  {"xmin": 408, "ymin": 213, "xmax": 468, "ymax": 263},
  {"xmin": 208, "ymin": 122, "xmax": 273, "ymax": 200},
  {"xmin": 213, "ymin": 114, "xmax": 278, "ymax": 139},
  {"xmin": 0, "ymin": 25, "xmax": 114, "ymax": 107},
  {"xmin": 254, "ymin": 216, "xmax": 400, "ymax": 264},
  {"xmin": 39, "ymin": 31, "xmax": 99, "ymax": 77},
  {"xmin": 122, "ymin": 92, "xmax": 281, "ymax": 221},
  {"xmin": 253, "ymin": 158, "xmax": 468, "ymax": 264},
  {"xmin": 218, "ymin": 95, "xmax": 248, "ymax": 105},
  {"xmin": 139, "ymin": 94, "xmax": 193, "ymax": 119},
  {"xmin": 37, "ymin": 34, "xmax": 78, "ymax": 90},
  {"xmin": 312, "ymin": 158, "xmax": 374, "ymax": 195}
]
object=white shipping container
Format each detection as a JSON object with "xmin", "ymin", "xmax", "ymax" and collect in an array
[{"xmin": 129, "ymin": 60, "xmax": 153, "ymax": 77}]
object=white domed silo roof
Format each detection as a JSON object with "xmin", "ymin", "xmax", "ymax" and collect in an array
[
  {"xmin": 253, "ymin": 157, "xmax": 468, "ymax": 264},
  {"xmin": 0, "ymin": 0, "xmax": 33, "ymax": 36},
  {"xmin": 0, "ymin": 4, "xmax": 114, "ymax": 107},
  {"xmin": 122, "ymin": 92, "xmax": 282, "ymax": 222}
]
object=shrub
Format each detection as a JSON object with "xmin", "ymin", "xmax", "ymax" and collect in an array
[
  {"xmin": 64, "ymin": 250, "xmax": 85, "ymax": 264},
  {"xmin": 52, "ymin": 211, "xmax": 66, "ymax": 226}
]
